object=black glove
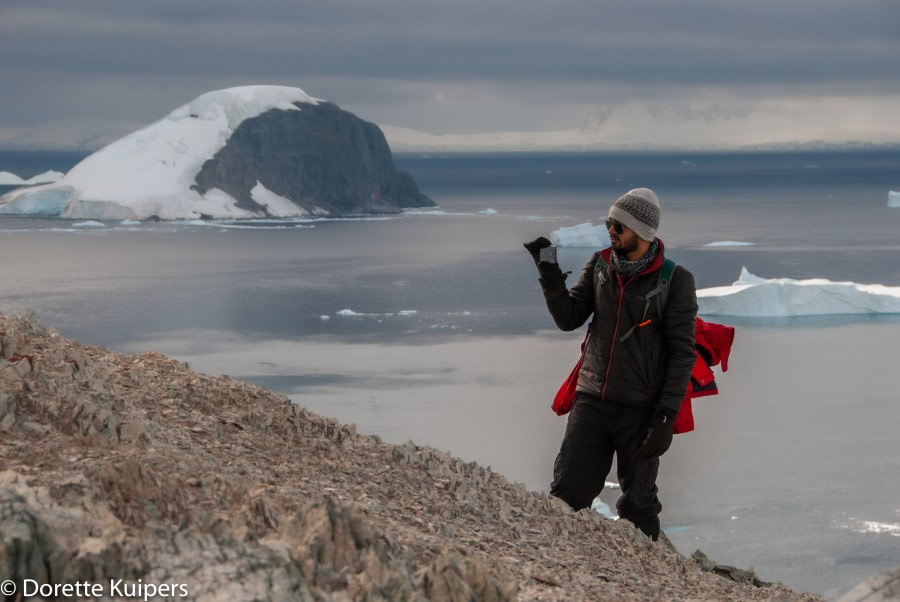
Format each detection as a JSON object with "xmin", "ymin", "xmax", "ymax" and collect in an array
[
  {"xmin": 636, "ymin": 408, "xmax": 676, "ymax": 459},
  {"xmin": 523, "ymin": 236, "xmax": 553, "ymax": 266},
  {"xmin": 537, "ymin": 261, "xmax": 567, "ymax": 288}
]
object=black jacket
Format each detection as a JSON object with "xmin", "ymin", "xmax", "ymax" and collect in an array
[{"xmin": 539, "ymin": 241, "xmax": 697, "ymax": 414}]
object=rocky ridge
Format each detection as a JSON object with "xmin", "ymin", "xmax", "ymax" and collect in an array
[
  {"xmin": 0, "ymin": 312, "xmax": 824, "ymax": 601},
  {"xmin": 192, "ymin": 101, "xmax": 434, "ymax": 217}
]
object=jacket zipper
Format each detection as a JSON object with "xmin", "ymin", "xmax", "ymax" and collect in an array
[{"xmin": 601, "ymin": 274, "xmax": 629, "ymax": 399}]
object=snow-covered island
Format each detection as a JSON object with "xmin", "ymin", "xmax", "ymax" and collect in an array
[{"xmin": 0, "ymin": 86, "xmax": 434, "ymax": 220}]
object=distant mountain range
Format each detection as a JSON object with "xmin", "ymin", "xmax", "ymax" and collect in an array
[{"xmin": 380, "ymin": 124, "xmax": 900, "ymax": 153}]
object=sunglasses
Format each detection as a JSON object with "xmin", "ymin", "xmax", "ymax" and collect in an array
[{"xmin": 605, "ymin": 219, "xmax": 626, "ymax": 235}]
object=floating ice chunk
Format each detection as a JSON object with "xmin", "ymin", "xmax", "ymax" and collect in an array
[
  {"xmin": 72, "ymin": 220, "xmax": 106, "ymax": 228},
  {"xmin": 591, "ymin": 497, "xmax": 618, "ymax": 519},
  {"xmin": 549, "ymin": 222, "xmax": 610, "ymax": 248},
  {"xmin": 336, "ymin": 309, "xmax": 418, "ymax": 318},
  {"xmin": 857, "ymin": 521, "xmax": 900, "ymax": 536},
  {"xmin": 841, "ymin": 518, "xmax": 900, "ymax": 537},
  {"xmin": 889, "ymin": 190, "xmax": 900, "ymax": 207},
  {"xmin": 698, "ymin": 267, "xmax": 900, "ymax": 316},
  {"xmin": 703, "ymin": 241, "xmax": 755, "ymax": 247},
  {"xmin": 479, "ymin": 208, "xmax": 498, "ymax": 215}
]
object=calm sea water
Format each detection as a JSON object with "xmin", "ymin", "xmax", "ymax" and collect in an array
[{"xmin": 2, "ymin": 149, "xmax": 899, "ymax": 599}]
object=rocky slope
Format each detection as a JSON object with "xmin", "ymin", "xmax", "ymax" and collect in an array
[
  {"xmin": 0, "ymin": 312, "xmax": 824, "ymax": 601},
  {"xmin": 192, "ymin": 100, "xmax": 434, "ymax": 217}
]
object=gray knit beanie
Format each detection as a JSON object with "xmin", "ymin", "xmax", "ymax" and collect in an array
[{"xmin": 608, "ymin": 188, "xmax": 661, "ymax": 242}]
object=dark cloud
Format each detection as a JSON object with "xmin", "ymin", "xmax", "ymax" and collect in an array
[{"xmin": 1, "ymin": 0, "xmax": 899, "ymax": 142}]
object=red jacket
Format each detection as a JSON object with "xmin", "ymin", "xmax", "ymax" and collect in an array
[{"xmin": 673, "ymin": 317, "xmax": 735, "ymax": 434}]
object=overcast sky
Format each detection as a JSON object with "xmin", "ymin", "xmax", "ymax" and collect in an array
[{"xmin": 2, "ymin": 0, "xmax": 899, "ymax": 150}]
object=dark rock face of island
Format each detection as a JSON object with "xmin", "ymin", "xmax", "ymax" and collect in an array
[{"xmin": 192, "ymin": 102, "xmax": 434, "ymax": 217}]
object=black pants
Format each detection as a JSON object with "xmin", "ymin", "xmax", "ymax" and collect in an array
[{"xmin": 550, "ymin": 393, "xmax": 663, "ymax": 540}]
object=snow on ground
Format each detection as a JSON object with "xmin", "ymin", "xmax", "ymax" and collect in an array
[
  {"xmin": 249, "ymin": 181, "xmax": 312, "ymax": 218},
  {"xmin": 698, "ymin": 267, "xmax": 900, "ymax": 316},
  {"xmin": 0, "ymin": 86, "xmax": 320, "ymax": 220}
]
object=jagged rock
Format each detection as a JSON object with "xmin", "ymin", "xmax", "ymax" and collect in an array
[
  {"xmin": 193, "ymin": 100, "xmax": 434, "ymax": 216},
  {"xmin": 0, "ymin": 312, "xmax": 825, "ymax": 601},
  {"xmin": 838, "ymin": 567, "xmax": 900, "ymax": 602},
  {"xmin": 0, "ymin": 488, "xmax": 55, "ymax": 586}
]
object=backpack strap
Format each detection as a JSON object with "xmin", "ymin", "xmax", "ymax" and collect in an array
[
  {"xmin": 618, "ymin": 257, "xmax": 677, "ymax": 342},
  {"xmin": 656, "ymin": 258, "xmax": 677, "ymax": 321}
]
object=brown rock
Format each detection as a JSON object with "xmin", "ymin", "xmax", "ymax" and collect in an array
[{"xmin": 0, "ymin": 312, "xmax": 825, "ymax": 601}]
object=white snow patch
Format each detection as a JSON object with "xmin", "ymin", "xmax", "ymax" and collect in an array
[
  {"xmin": 697, "ymin": 267, "xmax": 900, "ymax": 316},
  {"xmin": 250, "ymin": 181, "xmax": 309, "ymax": 217}
]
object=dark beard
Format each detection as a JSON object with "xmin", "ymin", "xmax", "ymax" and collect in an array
[
  {"xmin": 610, "ymin": 239, "xmax": 659, "ymax": 279},
  {"xmin": 613, "ymin": 237, "xmax": 640, "ymax": 257}
]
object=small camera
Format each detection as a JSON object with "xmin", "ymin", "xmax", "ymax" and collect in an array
[{"xmin": 539, "ymin": 245, "xmax": 557, "ymax": 263}]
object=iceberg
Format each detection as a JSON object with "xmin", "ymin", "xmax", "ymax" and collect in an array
[
  {"xmin": 703, "ymin": 241, "xmax": 755, "ymax": 247},
  {"xmin": 549, "ymin": 222, "xmax": 610, "ymax": 248},
  {"xmin": 697, "ymin": 267, "xmax": 900, "ymax": 317},
  {"xmin": 0, "ymin": 171, "xmax": 24, "ymax": 185},
  {"xmin": 0, "ymin": 170, "xmax": 64, "ymax": 185},
  {"xmin": 25, "ymin": 170, "xmax": 65, "ymax": 184},
  {"xmin": 889, "ymin": 190, "xmax": 900, "ymax": 207}
]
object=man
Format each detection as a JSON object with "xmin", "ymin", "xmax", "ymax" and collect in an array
[{"xmin": 524, "ymin": 188, "xmax": 697, "ymax": 541}]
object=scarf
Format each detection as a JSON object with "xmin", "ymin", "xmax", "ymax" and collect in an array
[{"xmin": 610, "ymin": 239, "xmax": 659, "ymax": 280}]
